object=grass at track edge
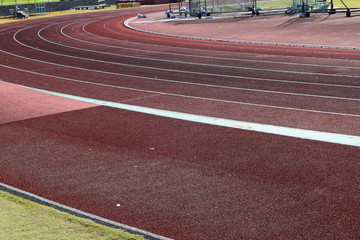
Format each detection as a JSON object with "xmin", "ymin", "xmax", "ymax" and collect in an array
[{"xmin": 0, "ymin": 190, "xmax": 146, "ymax": 240}]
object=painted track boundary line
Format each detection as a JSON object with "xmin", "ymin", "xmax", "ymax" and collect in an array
[
  {"xmin": 61, "ymin": 21, "xmax": 360, "ymax": 72},
  {"xmin": 27, "ymin": 23, "xmax": 360, "ymax": 81},
  {"xmin": 7, "ymin": 82, "xmax": 360, "ymax": 147},
  {"xmin": 0, "ymin": 182, "xmax": 173, "ymax": 240},
  {"xmin": 36, "ymin": 23, "xmax": 360, "ymax": 81},
  {"xmin": 5, "ymin": 27, "xmax": 360, "ymax": 106}
]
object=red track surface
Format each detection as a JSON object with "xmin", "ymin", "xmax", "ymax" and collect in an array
[{"xmin": 1, "ymin": 6, "xmax": 360, "ymax": 240}]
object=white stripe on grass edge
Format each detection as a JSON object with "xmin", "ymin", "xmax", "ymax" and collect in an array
[{"xmin": 10, "ymin": 83, "xmax": 360, "ymax": 147}]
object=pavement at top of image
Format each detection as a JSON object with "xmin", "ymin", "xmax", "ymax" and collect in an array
[{"xmin": 128, "ymin": 9, "xmax": 360, "ymax": 49}]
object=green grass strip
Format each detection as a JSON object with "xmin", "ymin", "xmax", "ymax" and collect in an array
[{"xmin": 0, "ymin": 190, "xmax": 145, "ymax": 240}]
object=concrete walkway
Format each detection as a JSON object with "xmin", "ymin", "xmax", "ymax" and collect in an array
[{"xmin": 128, "ymin": 9, "xmax": 360, "ymax": 49}]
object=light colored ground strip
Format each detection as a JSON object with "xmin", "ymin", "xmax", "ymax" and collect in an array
[
  {"xmin": 0, "ymin": 81, "xmax": 97, "ymax": 124},
  {"xmin": 9, "ymin": 82, "xmax": 360, "ymax": 147}
]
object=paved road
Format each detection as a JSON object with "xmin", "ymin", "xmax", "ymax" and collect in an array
[{"xmin": 1, "ymin": 6, "xmax": 360, "ymax": 240}]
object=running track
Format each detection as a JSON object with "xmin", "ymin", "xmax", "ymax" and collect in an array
[{"xmin": 1, "ymin": 6, "xmax": 360, "ymax": 240}]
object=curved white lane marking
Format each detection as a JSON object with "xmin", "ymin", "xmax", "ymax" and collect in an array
[
  {"xmin": 1, "ymin": 64, "xmax": 360, "ymax": 118},
  {"xmin": 9, "ymin": 26, "xmax": 360, "ymax": 102},
  {"xmin": 5, "ymin": 81, "xmax": 359, "ymax": 147},
  {"xmin": 35, "ymin": 23, "xmax": 360, "ymax": 80},
  {"xmin": 59, "ymin": 20, "xmax": 360, "ymax": 72},
  {"xmin": 2, "ymin": 23, "xmax": 359, "ymax": 117}
]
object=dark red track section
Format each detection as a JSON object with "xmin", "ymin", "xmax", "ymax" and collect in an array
[{"xmin": 1, "ymin": 6, "xmax": 359, "ymax": 240}]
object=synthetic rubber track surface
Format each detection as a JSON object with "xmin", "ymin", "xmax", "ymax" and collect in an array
[{"xmin": 1, "ymin": 6, "xmax": 360, "ymax": 240}]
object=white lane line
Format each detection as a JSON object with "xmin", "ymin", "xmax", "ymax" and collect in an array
[
  {"xmin": 57, "ymin": 22, "xmax": 360, "ymax": 89},
  {"xmin": 1, "ymin": 63, "xmax": 359, "ymax": 118},
  {"xmin": 10, "ymin": 27, "xmax": 360, "ymax": 102},
  {"xmin": 35, "ymin": 23, "xmax": 360, "ymax": 81},
  {"xmin": 38, "ymin": 24, "xmax": 360, "ymax": 90},
  {"xmin": 6, "ymin": 82, "xmax": 360, "ymax": 147},
  {"xmin": 59, "ymin": 21, "xmax": 360, "ymax": 72}
]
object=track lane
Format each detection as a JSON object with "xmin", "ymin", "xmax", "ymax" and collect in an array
[
  {"xmin": 10, "ymin": 20, "xmax": 360, "ymax": 90},
  {"xmin": 37, "ymin": 21, "xmax": 360, "ymax": 82},
  {"xmin": 2, "ymin": 62, "xmax": 359, "ymax": 137},
  {"xmin": 2, "ymin": 56, "xmax": 359, "ymax": 120},
  {"xmin": 1, "ymin": 16, "xmax": 356, "ymax": 133},
  {"xmin": 3, "ymin": 21, "xmax": 359, "ymax": 115},
  {"xmin": 1, "ymin": 104, "xmax": 359, "ymax": 240},
  {"xmin": 4, "ymin": 19, "xmax": 360, "ymax": 88},
  {"xmin": 47, "ymin": 22, "xmax": 360, "ymax": 78}
]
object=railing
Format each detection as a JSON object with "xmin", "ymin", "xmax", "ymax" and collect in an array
[
  {"xmin": 0, "ymin": 0, "xmax": 60, "ymax": 6},
  {"xmin": 188, "ymin": 0, "xmax": 360, "ymax": 16}
]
